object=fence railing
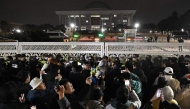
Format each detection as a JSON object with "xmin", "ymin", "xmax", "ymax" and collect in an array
[{"xmin": 1, "ymin": 42, "xmax": 190, "ymax": 58}]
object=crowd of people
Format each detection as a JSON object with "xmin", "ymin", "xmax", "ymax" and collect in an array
[{"xmin": 0, "ymin": 53, "xmax": 190, "ymax": 109}]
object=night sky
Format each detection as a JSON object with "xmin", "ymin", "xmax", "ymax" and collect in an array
[{"xmin": 0, "ymin": 0, "xmax": 190, "ymax": 26}]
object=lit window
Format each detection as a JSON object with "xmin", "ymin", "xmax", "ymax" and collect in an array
[
  {"xmin": 86, "ymin": 20, "xmax": 88, "ymax": 23},
  {"xmin": 75, "ymin": 15, "xmax": 79, "ymax": 17},
  {"xmin": 81, "ymin": 28, "xmax": 86, "ymax": 30},
  {"xmin": 81, "ymin": 15, "xmax": 85, "ymax": 17},
  {"xmin": 123, "ymin": 20, "xmax": 127, "ymax": 22},
  {"xmin": 101, "ymin": 17, "xmax": 109, "ymax": 20},
  {"xmin": 112, "ymin": 23, "xmax": 114, "ymax": 25},
  {"xmin": 91, "ymin": 15, "xmax": 100, "ymax": 17},
  {"xmin": 114, "ymin": 15, "xmax": 117, "ymax": 17},
  {"xmin": 104, "ymin": 23, "xmax": 106, "ymax": 25}
]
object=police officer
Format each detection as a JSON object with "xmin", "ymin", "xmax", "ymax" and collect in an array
[{"xmin": 178, "ymin": 37, "xmax": 184, "ymax": 52}]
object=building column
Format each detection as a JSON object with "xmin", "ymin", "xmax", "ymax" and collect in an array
[
  {"xmin": 89, "ymin": 15, "xmax": 91, "ymax": 30},
  {"xmin": 62, "ymin": 15, "xmax": 64, "ymax": 25},
  {"xmin": 100, "ymin": 14, "xmax": 102, "ymax": 31},
  {"xmin": 130, "ymin": 14, "xmax": 133, "ymax": 26},
  {"xmin": 59, "ymin": 15, "xmax": 61, "ymax": 25},
  {"xmin": 79, "ymin": 15, "xmax": 81, "ymax": 30},
  {"xmin": 68, "ymin": 15, "xmax": 70, "ymax": 27},
  {"xmin": 121, "ymin": 14, "xmax": 123, "ymax": 24},
  {"xmin": 110, "ymin": 14, "xmax": 112, "ymax": 30}
]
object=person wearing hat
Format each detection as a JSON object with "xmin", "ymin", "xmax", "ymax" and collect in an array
[
  {"xmin": 154, "ymin": 67, "xmax": 181, "ymax": 94},
  {"xmin": 151, "ymin": 76, "xmax": 178, "ymax": 109},
  {"xmin": 159, "ymin": 93, "xmax": 181, "ymax": 109},
  {"xmin": 85, "ymin": 88, "xmax": 104, "ymax": 109},
  {"xmin": 163, "ymin": 67, "xmax": 181, "ymax": 94},
  {"xmin": 105, "ymin": 85, "xmax": 141, "ymax": 109},
  {"xmin": 175, "ymin": 78, "xmax": 190, "ymax": 109},
  {"xmin": 27, "ymin": 77, "xmax": 60, "ymax": 109}
]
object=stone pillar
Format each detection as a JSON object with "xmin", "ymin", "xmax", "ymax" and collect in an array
[
  {"xmin": 130, "ymin": 14, "xmax": 133, "ymax": 26},
  {"xmin": 79, "ymin": 15, "xmax": 81, "ymax": 30},
  {"xmin": 59, "ymin": 15, "xmax": 61, "ymax": 25},
  {"xmin": 100, "ymin": 14, "xmax": 102, "ymax": 31},
  {"xmin": 127, "ymin": 15, "xmax": 130, "ymax": 26},
  {"xmin": 121, "ymin": 14, "xmax": 123, "ymax": 24},
  {"xmin": 68, "ymin": 15, "xmax": 70, "ymax": 27},
  {"xmin": 110, "ymin": 14, "xmax": 112, "ymax": 30},
  {"xmin": 89, "ymin": 15, "xmax": 91, "ymax": 30},
  {"xmin": 62, "ymin": 15, "xmax": 64, "ymax": 25}
]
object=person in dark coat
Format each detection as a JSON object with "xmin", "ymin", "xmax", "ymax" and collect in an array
[
  {"xmin": 59, "ymin": 77, "xmax": 92, "ymax": 104},
  {"xmin": 104, "ymin": 62, "xmax": 122, "ymax": 103},
  {"xmin": 16, "ymin": 69, "xmax": 32, "ymax": 101},
  {"xmin": 154, "ymin": 35, "xmax": 158, "ymax": 42},
  {"xmin": 0, "ymin": 81, "xmax": 30, "ymax": 109},
  {"xmin": 131, "ymin": 62, "xmax": 146, "ymax": 80},
  {"xmin": 178, "ymin": 37, "xmax": 184, "ymax": 52},
  {"xmin": 69, "ymin": 65, "xmax": 87, "ymax": 96},
  {"xmin": 27, "ymin": 77, "xmax": 60, "ymax": 109},
  {"xmin": 167, "ymin": 35, "xmax": 171, "ymax": 43},
  {"xmin": 46, "ymin": 62, "xmax": 60, "ymax": 92}
]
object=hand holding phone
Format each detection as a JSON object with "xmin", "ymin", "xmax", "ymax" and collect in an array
[
  {"xmin": 156, "ymin": 89, "xmax": 162, "ymax": 97},
  {"xmin": 21, "ymin": 94, "xmax": 24, "ymax": 100}
]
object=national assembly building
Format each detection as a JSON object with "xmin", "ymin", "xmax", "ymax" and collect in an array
[{"xmin": 55, "ymin": 1, "xmax": 136, "ymax": 31}]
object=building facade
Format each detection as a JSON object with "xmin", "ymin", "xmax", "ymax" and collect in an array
[{"xmin": 55, "ymin": 1, "xmax": 136, "ymax": 31}]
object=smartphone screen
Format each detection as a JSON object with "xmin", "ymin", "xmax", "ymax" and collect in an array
[
  {"xmin": 156, "ymin": 89, "xmax": 161, "ymax": 97},
  {"xmin": 125, "ymin": 80, "xmax": 130, "ymax": 86},
  {"xmin": 21, "ymin": 93, "xmax": 24, "ymax": 100}
]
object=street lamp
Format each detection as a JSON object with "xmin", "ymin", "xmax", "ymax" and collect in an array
[
  {"xmin": 135, "ymin": 23, "xmax": 139, "ymax": 31},
  {"xmin": 16, "ymin": 29, "xmax": 21, "ymax": 33},
  {"xmin": 70, "ymin": 23, "xmax": 75, "ymax": 28},
  {"xmin": 181, "ymin": 28, "xmax": 184, "ymax": 32}
]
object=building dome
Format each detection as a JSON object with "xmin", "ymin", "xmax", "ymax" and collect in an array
[{"xmin": 85, "ymin": 1, "xmax": 111, "ymax": 10}]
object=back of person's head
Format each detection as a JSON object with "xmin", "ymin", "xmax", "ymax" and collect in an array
[
  {"xmin": 113, "ymin": 62, "xmax": 121, "ymax": 69},
  {"xmin": 72, "ymin": 61, "xmax": 78, "ymax": 68},
  {"xmin": 103, "ymin": 56, "xmax": 108, "ymax": 60},
  {"xmin": 17, "ymin": 69, "xmax": 30, "ymax": 83},
  {"xmin": 59, "ymin": 78, "xmax": 69, "ymax": 89},
  {"xmin": 0, "ymin": 81, "xmax": 19, "ymax": 103},
  {"xmin": 170, "ymin": 57, "xmax": 177, "ymax": 64},
  {"xmin": 180, "ymin": 78, "xmax": 190, "ymax": 86},
  {"xmin": 75, "ymin": 65, "xmax": 82, "ymax": 73},
  {"xmin": 158, "ymin": 76, "xmax": 167, "ymax": 88},
  {"xmin": 116, "ymin": 85, "xmax": 129, "ymax": 103},
  {"xmin": 125, "ymin": 61, "xmax": 133, "ymax": 71},
  {"xmin": 90, "ymin": 88, "xmax": 104, "ymax": 100},
  {"xmin": 50, "ymin": 64, "xmax": 60, "ymax": 72},
  {"xmin": 133, "ymin": 61, "xmax": 141, "ymax": 69},
  {"xmin": 164, "ymin": 67, "xmax": 173, "ymax": 75}
]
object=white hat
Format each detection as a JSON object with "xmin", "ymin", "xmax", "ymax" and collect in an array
[
  {"xmin": 30, "ymin": 77, "xmax": 43, "ymax": 90},
  {"xmin": 164, "ymin": 67, "xmax": 173, "ymax": 75}
]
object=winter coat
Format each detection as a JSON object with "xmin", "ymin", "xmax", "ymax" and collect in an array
[
  {"xmin": 175, "ymin": 86, "xmax": 190, "ymax": 109},
  {"xmin": 65, "ymin": 84, "xmax": 91, "ymax": 104}
]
